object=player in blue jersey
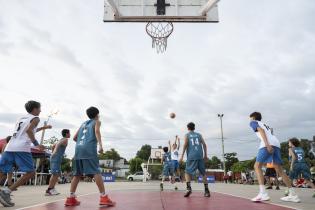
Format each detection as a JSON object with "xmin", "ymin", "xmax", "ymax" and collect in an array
[
  {"xmin": 64, "ymin": 107, "xmax": 115, "ymax": 207},
  {"xmin": 288, "ymin": 138, "xmax": 315, "ymax": 198},
  {"xmin": 179, "ymin": 122, "xmax": 210, "ymax": 198},
  {"xmin": 160, "ymin": 146, "xmax": 176, "ymax": 191},
  {"xmin": 249, "ymin": 112, "xmax": 300, "ymax": 203},
  {"xmin": 45, "ymin": 129, "xmax": 70, "ymax": 196}
]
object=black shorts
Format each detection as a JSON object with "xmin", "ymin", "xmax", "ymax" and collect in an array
[{"xmin": 265, "ymin": 168, "xmax": 277, "ymax": 177}]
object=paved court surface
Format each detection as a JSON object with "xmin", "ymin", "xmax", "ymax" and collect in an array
[{"xmin": 2, "ymin": 182, "xmax": 314, "ymax": 210}]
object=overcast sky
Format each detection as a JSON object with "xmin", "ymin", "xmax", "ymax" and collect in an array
[{"xmin": 0, "ymin": 0, "xmax": 314, "ymax": 161}]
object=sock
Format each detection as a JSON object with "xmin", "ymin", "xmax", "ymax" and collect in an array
[
  {"xmin": 186, "ymin": 182, "xmax": 191, "ymax": 191},
  {"xmin": 70, "ymin": 192, "xmax": 76, "ymax": 197},
  {"xmin": 204, "ymin": 183, "xmax": 209, "ymax": 191},
  {"xmin": 259, "ymin": 185, "xmax": 266, "ymax": 194},
  {"xmin": 100, "ymin": 192, "xmax": 106, "ymax": 197},
  {"xmin": 288, "ymin": 188, "xmax": 296, "ymax": 196}
]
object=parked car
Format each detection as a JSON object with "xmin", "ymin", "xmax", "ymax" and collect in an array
[{"xmin": 127, "ymin": 171, "xmax": 151, "ymax": 181}]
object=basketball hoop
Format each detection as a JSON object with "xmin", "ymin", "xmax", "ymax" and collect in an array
[{"xmin": 146, "ymin": 22, "xmax": 173, "ymax": 53}]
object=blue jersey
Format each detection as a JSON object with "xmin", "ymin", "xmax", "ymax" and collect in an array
[
  {"xmin": 293, "ymin": 147, "xmax": 306, "ymax": 163},
  {"xmin": 186, "ymin": 131, "xmax": 203, "ymax": 160},
  {"xmin": 74, "ymin": 120, "xmax": 97, "ymax": 160},
  {"xmin": 163, "ymin": 152, "xmax": 172, "ymax": 164},
  {"xmin": 51, "ymin": 141, "xmax": 67, "ymax": 163}
]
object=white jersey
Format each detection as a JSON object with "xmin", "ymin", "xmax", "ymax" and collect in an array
[
  {"xmin": 251, "ymin": 120, "xmax": 280, "ymax": 149},
  {"xmin": 171, "ymin": 149, "xmax": 179, "ymax": 161},
  {"xmin": 5, "ymin": 114, "xmax": 39, "ymax": 152}
]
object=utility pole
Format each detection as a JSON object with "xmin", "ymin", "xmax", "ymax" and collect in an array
[{"xmin": 218, "ymin": 114, "xmax": 226, "ymax": 175}]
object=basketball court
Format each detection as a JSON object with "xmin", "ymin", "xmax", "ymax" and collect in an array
[{"xmin": 6, "ymin": 182, "xmax": 314, "ymax": 210}]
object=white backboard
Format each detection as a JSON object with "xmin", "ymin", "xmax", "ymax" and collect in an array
[
  {"xmin": 104, "ymin": 0, "xmax": 219, "ymax": 22},
  {"xmin": 150, "ymin": 148, "xmax": 163, "ymax": 159}
]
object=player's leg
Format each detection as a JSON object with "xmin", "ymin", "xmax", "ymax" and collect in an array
[
  {"xmin": 65, "ymin": 159, "xmax": 81, "ymax": 206},
  {"xmin": 198, "ymin": 159, "xmax": 210, "ymax": 197},
  {"xmin": 0, "ymin": 155, "xmax": 15, "ymax": 208},
  {"xmin": 300, "ymin": 165, "xmax": 315, "ymax": 197},
  {"xmin": 184, "ymin": 160, "xmax": 196, "ymax": 197},
  {"xmin": 251, "ymin": 148, "xmax": 270, "ymax": 202},
  {"xmin": 46, "ymin": 174, "xmax": 60, "ymax": 195},
  {"xmin": 86, "ymin": 158, "xmax": 115, "ymax": 206},
  {"xmin": 7, "ymin": 173, "xmax": 13, "ymax": 187}
]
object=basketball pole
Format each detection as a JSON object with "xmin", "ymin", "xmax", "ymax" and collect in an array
[
  {"xmin": 218, "ymin": 114, "xmax": 226, "ymax": 176},
  {"xmin": 199, "ymin": 0, "xmax": 220, "ymax": 16}
]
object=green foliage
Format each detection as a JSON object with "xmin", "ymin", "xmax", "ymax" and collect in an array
[
  {"xmin": 136, "ymin": 144, "xmax": 152, "ymax": 160},
  {"xmin": 61, "ymin": 157, "xmax": 72, "ymax": 172},
  {"xmin": 98, "ymin": 148, "xmax": 121, "ymax": 161},
  {"xmin": 224, "ymin": 152, "xmax": 239, "ymax": 171},
  {"xmin": 205, "ymin": 156, "xmax": 222, "ymax": 169},
  {"xmin": 231, "ymin": 158, "xmax": 255, "ymax": 173},
  {"xmin": 43, "ymin": 136, "xmax": 59, "ymax": 150},
  {"xmin": 129, "ymin": 157, "xmax": 143, "ymax": 174},
  {"xmin": 149, "ymin": 165, "xmax": 163, "ymax": 179}
]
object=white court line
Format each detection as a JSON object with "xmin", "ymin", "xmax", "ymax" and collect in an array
[
  {"xmin": 211, "ymin": 190, "xmax": 302, "ymax": 210},
  {"xmin": 16, "ymin": 192, "xmax": 98, "ymax": 210}
]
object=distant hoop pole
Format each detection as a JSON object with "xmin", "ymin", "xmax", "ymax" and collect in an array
[
  {"xmin": 199, "ymin": 0, "xmax": 220, "ymax": 16},
  {"xmin": 107, "ymin": 0, "xmax": 120, "ymax": 17}
]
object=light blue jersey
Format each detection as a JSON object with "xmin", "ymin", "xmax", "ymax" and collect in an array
[
  {"xmin": 293, "ymin": 147, "xmax": 306, "ymax": 163},
  {"xmin": 74, "ymin": 120, "xmax": 97, "ymax": 160},
  {"xmin": 186, "ymin": 131, "xmax": 203, "ymax": 160},
  {"xmin": 51, "ymin": 142, "xmax": 67, "ymax": 163},
  {"xmin": 163, "ymin": 152, "xmax": 172, "ymax": 164}
]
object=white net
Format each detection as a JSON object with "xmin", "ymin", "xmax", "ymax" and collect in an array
[{"xmin": 146, "ymin": 22, "xmax": 174, "ymax": 53}]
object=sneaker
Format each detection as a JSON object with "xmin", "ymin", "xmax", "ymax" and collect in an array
[
  {"xmin": 275, "ymin": 186, "xmax": 280, "ymax": 190},
  {"xmin": 64, "ymin": 197, "xmax": 80, "ymax": 206},
  {"xmin": 204, "ymin": 189, "xmax": 211, "ymax": 197},
  {"xmin": 160, "ymin": 183, "xmax": 163, "ymax": 191},
  {"xmin": 100, "ymin": 195, "xmax": 115, "ymax": 206},
  {"xmin": 45, "ymin": 188, "xmax": 60, "ymax": 196},
  {"xmin": 280, "ymin": 195, "xmax": 301, "ymax": 203},
  {"xmin": 266, "ymin": 186, "xmax": 273, "ymax": 190},
  {"xmin": 284, "ymin": 189, "xmax": 289, "ymax": 196},
  {"xmin": 184, "ymin": 189, "xmax": 192, "ymax": 198},
  {"xmin": 0, "ymin": 190, "xmax": 15, "ymax": 207},
  {"xmin": 251, "ymin": 193, "xmax": 270, "ymax": 202}
]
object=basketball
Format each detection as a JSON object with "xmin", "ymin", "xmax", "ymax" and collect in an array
[{"xmin": 170, "ymin": 113, "xmax": 176, "ymax": 119}]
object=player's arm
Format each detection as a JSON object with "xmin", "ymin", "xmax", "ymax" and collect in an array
[
  {"xmin": 176, "ymin": 136, "xmax": 180, "ymax": 150},
  {"xmin": 201, "ymin": 135, "xmax": 208, "ymax": 160},
  {"xmin": 36, "ymin": 124, "xmax": 52, "ymax": 132},
  {"xmin": 169, "ymin": 140, "xmax": 171, "ymax": 151},
  {"xmin": 26, "ymin": 118, "xmax": 44, "ymax": 150},
  {"xmin": 73, "ymin": 129, "xmax": 80, "ymax": 142},
  {"xmin": 250, "ymin": 121, "xmax": 272, "ymax": 153},
  {"xmin": 179, "ymin": 135, "xmax": 188, "ymax": 162},
  {"xmin": 95, "ymin": 120, "xmax": 104, "ymax": 153},
  {"xmin": 289, "ymin": 148, "xmax": 296, "ymax": 170}
]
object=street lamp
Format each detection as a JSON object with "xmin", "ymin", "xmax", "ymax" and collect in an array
[{"xmin": 218, "ymin": 114, "xmax": 226, "ymax": 175}]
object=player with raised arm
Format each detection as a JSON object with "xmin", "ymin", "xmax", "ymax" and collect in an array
[
  {"xmin": 249, "ymin": 112, "xmax": 300, "ymax": 203},
  {"xmin": 179, "ymin": 122, "xmax": 210, "ymax": 198},
  {"xmin": 160, "ymin": 146, "xmax": 176, "ymax": 191},
  {"xmin": 170, "ymin": 136, "xmax": 181, "ymax": 182},
  {"xmin": 45, "ymin": 129, "xmax": 70, "ymax": 196},
  {"xmin": 64, "ymin": 107, "xmax": 115, "ymax": 207},
  {"xmin": 0, "ymin": 101, "xmax": 51, "ymax": 207}
]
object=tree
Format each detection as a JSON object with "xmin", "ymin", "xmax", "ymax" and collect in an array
[
  {"xmin": 205, "ymin": 156, "xmax": 222, "ymax": 169},
  {"xmin": 98, "ymin": 148, "xmax": 121, "ymax": 161},
  {"xmin": 224, "ymin": 152, "xmax": 239, "ymax": 171},
  {"xmin": 61, "ymin": 157, "xmax": 72, "ymax": 172},
  {"xmin": 231, "ymin": 158, "xmax": 255, "ymax": 173},
  {"xmin": 129, "ymin": 157, "xmax": 143, "ymax": 174},
  {"xmin": 43, "ymin": 136, "xmax": 59, "ymax": 150},
  {"xmin": 136, "ymin": 144, "xmax": 152, "ymax": 160}
]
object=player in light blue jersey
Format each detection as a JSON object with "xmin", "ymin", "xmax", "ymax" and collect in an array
[
  {"xmin": 160, "ymin": 146, "xmax": 176, "ymax": 191},
  {"xmin": 180, "ymin": 122, "xmax": 210, "ymax": 198},
  {"xmin": 288, "ymin": 138, "xmax": 315, "ymax": 198}
]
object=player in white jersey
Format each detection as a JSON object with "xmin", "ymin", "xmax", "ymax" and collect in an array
[
  {"xmin": 169, "ymin": 136, "xmax": 181, "ymax": 184},
  {"xmin": 0, "ymin": 101, "xmax": 51, "ymax": 207},
  {"xmin": 249, "ymin": 112, "xmax": 300, "ymax": 203}
]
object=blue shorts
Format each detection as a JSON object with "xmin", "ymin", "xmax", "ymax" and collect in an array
[
  {"xmin": 73, "ymin": 158, "xmax": 101, "ymax": 176},
  {"xmin": 50, "ymin": 160, "xmax": 62, "ymax": 175},
  {"xmin": 163, "ymin": 162, "xmax": 174, "ymax": 176},
  {"xmin": 185, "ymin": 159, "xmax": 206, "ymax": 176},
  {"xmin": 256, "ymin": 146, "xmax": 282, "ymax": 165},
  {"xmin": 172, "ymin": 160, "xmax": 179, "ymax": 170},
  {"xmin": 0, "ymin": 152, "xmax": 35, "ymax": 173},
  {"xmin": 289, "ymin": 163, "xmax": 311, "ymax": 180}
]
